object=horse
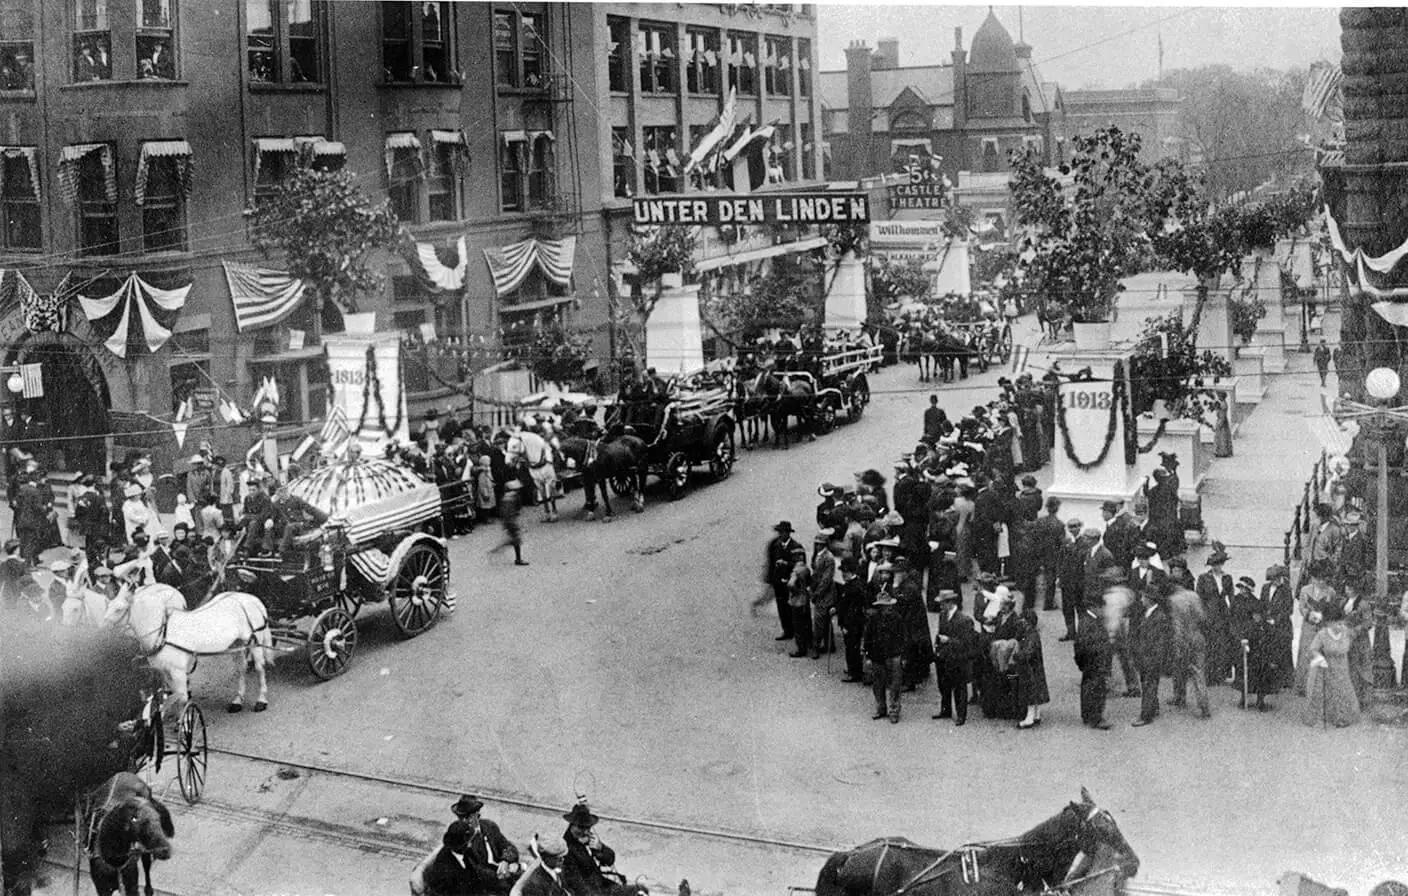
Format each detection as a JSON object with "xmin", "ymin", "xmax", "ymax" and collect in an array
[
  {"xmin": 813, "ymin": 788, "xmax": 1139, "ymax": 896},
  {"xmin": 743, "ymin": 370, "xmax": 815, "ymax": 449},
  {"xmin": 104, "ymin": 583, "xmax": 275, "ymax": 715},
  {"xmin": 733, "ymin": 365, "xmax": 772, "ymax": 450},
  {"xmin": 559, "ymin": 433, "xmax": 648, "ymax": 520},
  {"xmin": 84, "ymin": 772, "xmax": 174, "ymax": 896}
]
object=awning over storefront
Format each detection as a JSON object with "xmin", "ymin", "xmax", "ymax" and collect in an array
[
  {"xmin": 134, "ymin": 139, "xmax": 193, "ymax": 206},
  {"xmin": 221, "ymin": 261, "xmax": 307, "ymax": 333},
  {"xmin": 57, "ymin": 143, "xmax": 115, "ymax": 204},
  {"xmin": 482, "ymin": 236, "xmax": 576, "ymax": 297}
]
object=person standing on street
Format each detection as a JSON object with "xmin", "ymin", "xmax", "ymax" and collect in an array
[
  {"xmin": 1262, "ymin": 564, "xmax": 1296, "ymax": 694},
  {"xmin": 1314, "ymin": 338, "xmax": 1332, "ymax": 387},
  {"xmin": 835, "ymin": 558, "xmax": 869, "ymax": 683},
  {"xmin": 1030, "ymin": 497, "xmax": 1066, "ymax": 613},
  {"xmin": 809, "ymin": 532, "xmax": 838, "ymax": 659},
  {"xmin": 489, "ymin": 475, "xmax": 529, "ymax": 567},
  {"xmin": 1197, "ymin": 549, "xmax": 1236, "ymax": 685},
  {"xmin": 1165, "ymin": 580, "xmax": 1211, "ymax": 719},
  {"xmin": 1131, "ymin": 584, "xmax": 1173, "ymax": 727},
  {"xmin": 1100, "ymin": 499, "xmax": 1138, "ymax": 570},
  {"xmin": 1075, "ymin": 568, "xmax": 1121, "ymax": 730},
  {"xmin": 764, "ymin": 521, "xmax": 802, "ymax": 641},
  {"xmin": 786, "ymin": 553, "xmax": 813, "ymax": 658},
  {"xmin": 931, "ymin": 589, "xmax": 977, "ymax": 725},
  {"xmin": 1015, "ymin": 609, "xmax": 1050, "ymax": 729},
  {"xmin": 1057, "ymin": 518, "xmax": 1086, "ymax": 641},
  {"xmin": 864, "ymin": 587, "xmax": 905, "ymax": 723}
]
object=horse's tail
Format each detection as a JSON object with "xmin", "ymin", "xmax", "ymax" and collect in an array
[
  {"xmin": 241, "ymin": 593, "xmax": 277, "ymax": 668},
  {"xmin": 814, "ymin": 850, "xmax": 850, "ymax": 896}
]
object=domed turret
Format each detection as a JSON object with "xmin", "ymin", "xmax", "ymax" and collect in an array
[{"xmin": 969, "ymin": 9, "xmax": 1019, "ymax": 73}]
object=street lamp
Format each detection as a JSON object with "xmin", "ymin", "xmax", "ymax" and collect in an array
[{"xmin": 1334, "ymin": 367, "xmax": 1408, "ymax": 690}]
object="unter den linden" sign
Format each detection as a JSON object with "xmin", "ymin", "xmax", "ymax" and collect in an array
[{"xmin": 631, "ymin": 192, "xmax": 871, "ymax": 226}]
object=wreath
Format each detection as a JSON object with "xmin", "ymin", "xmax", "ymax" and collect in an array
[{"xmin": 1054, "ymin": 359, "xmax": 1126, "ymax": 472}]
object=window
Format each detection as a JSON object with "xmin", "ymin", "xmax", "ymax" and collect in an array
[
  {"xmin": 800, "ymin": 123, "xmax": 814, "ymax": 180},
  {"xmin": 727, "ymin": 32, "xmax": 756, "ymax": 95},
  {"xmin": 140, "ymin": 157, "xmax": 185, "ymax": 252},
  {"xmin": 981, "ymin": 138, "xmax": 999, "ymax": 173},
  {"xmin": 247, "ymin": 0, "xmax": 323, "ymax": 84},
  {"xmin": 796, "ymin": 37, "xmax": 811, "ymax": 96},
  {"xmin": 611, "ymin": 128, "xmax": 634, "ymax": 199},
  {"xmin": 493, "ymin": 8, "xmax": 546, "ymax": 90},
  {"xmin": 383, "ymin": 2, "xmax": 453, "ymax": 83},
  {"xmin": 642, "ymin": 126, "xmax": 679, "ymax": 195},
  {"xmin": 0, "ymin": 0, "xmax": 35, "ymax": 90},
  {"xmin": 427, "ymin": 132, "xmax": 465, "ymax": 222},
  {"xmin": 527, "ymin": 131, "xmax": 554, "ymax": 207},
  {"xmin": 169, "ymin": 357, "xmax": 208, "ymax": 415},
  {"xmin": 637, "ymin": 23, "xmax": 674, "ymax": 95},
  {"xmin": 764, "ymin": 36, "xmax": 790, "ymax": 95},
  {"xmin": 606, "ymin": 16, "xmax": 628, "ymax": 92},
  {"xmin": 0, "ymin": 148, "xmax": 38, "ymax": 250},
  {"xmin": 386, "ymin": 133, "xmax": 422, "ymax": 223},
  {"xmin": 498, "ymin": 132, "xmax": 525, "ymax": 211},
  {"xmin": 774, "ymin": 124, "xmax": 793, "ymax": 181},
  {"xmin": 686, "ymin": 29, "xmax": 718, "ymax": 95},
  {"xmin": 1021, "ymin": 92, "xmax": 1032, "ymax": 123},
  {"xmin": 73, "ymin": 0, "xmax": 111, "ymax": 81},
  {"xmin": 137, "ymin": 0, "xmax": 174, "ymax": 79},
  {"xmin": 70, "ymin": 145, "xmax": 118, "ymax": 256}
]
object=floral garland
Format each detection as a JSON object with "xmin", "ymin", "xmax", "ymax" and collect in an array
[
  {"xmin": 354, "ymin": 343, "xmax": 406, "ymax": 439},
  {"xmin": 1054, "ymin": 359, "xmax": 1126, "ymax": 472},
  {"xmin": 1136, "ymin": 419, "xmax": 1168, "ymax": 454}
]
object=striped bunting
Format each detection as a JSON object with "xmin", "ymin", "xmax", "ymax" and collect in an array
[
  {"xmin": 58, "ymin": 143, "xmax": 116, "ymax": 205},
  {"xmin": 287, "ymin": 458, "xmax": 442, "ymax": 546},
  {"xmin": 482, "ymin": 236, "xmax": 576, "ymax": 297},
  {"xmin": 1302, "ymin": 61, "xmax": 1342, "ymax": 122},
  {"xmin": 347, "ymin": 548, "xmax": 391, "ymax": 586},
  {"xmin": 669, "ymin": 387, "xmax": 732, "ymax": 420},
  {"xmin": 221, "ymin": 261, "xmax": 307, "ymax": 332},
  {"xmin": 318, "ymin": 404, "xmax": 352, "ymax": 459}
]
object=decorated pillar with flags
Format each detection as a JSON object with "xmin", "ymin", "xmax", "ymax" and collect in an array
[{"xmin": 323, "ymin": 315, "xmax": 410, "ymax": 460}]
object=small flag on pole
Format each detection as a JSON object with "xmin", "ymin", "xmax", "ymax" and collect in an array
[
  {"xmin": 318, "ymin": 404, "xmax": 351, "ymax": 459},
  {"xmin": 1010, "ymin": 344, "xmax": 1031, "ymax": 374}
]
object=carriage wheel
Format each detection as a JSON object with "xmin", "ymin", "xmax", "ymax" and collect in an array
[
  {"xmin": 388, "ymin": 542, "xmax": 447, "ymax": 638},
  {"xmin": 335, "ymin": 588, "xmax": 363, "ymax": 619},
  {"xmin": 850, "ymin": 382, "xmax": 869, "ymax": 421},
  {"xmin": 176, "ymin": 702, "xmax": 207, "ymax": 805},
  {"xmin": 999, "ymin": 324, "xmax": 1014, "ymax": 363},
  {"xmin": 709, "ymin": 426, "xmax": 736, "ymax": 481},
  {"xmin": 610, "ymin": 473, "xmax": 635, "ymax": 498},
  {"xmin": 307, "ymin": 607, "xmax": 358, "ymax": 680},
  {"xmin": 818, "ymin": 398, "xmax": 838, "ymax": 434},
  {"xmin": 665, "ymin": 452, "xmax": 690, "ymax": 501}
]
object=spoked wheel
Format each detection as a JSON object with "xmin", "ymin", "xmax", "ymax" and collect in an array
[
  {"xmin": 818, "ymin": 399, "xmax": 838, "ymax": 434},
  {"xmin": 335, "ymin": 588, "xmax": 362, "ymax": 619},
  {"xmin": 307, "ymin": 607, "xmax": 358, "ymax": 680},
  {"xmin": 610, "ymin": 473, "xmax": 635, "ymax": 498},
  {"xmin": 665, "ymin": 452, "xmax": 690, "ymax": 501},
  {"xmin": 388, "ymin": 542, "xmax": 446, "ymax": 638},
  {"xmin": 999, "ymin": 324, "xmax": 1014, "ymax": 363},
  {"xmin": 709, "ymin": 427, "xmax": 736, "ymax": 481},
  {"xmin": 176, "ymin": 702, "xmax": 207, "ymax": 804}
]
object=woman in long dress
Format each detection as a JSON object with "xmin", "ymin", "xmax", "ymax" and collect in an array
[
  {"xmin": 1295, "ymin": 561, "xmax": 1339, "ymax": 696},
  {"xmin": 1301, "ymin": 603, "xmax": 1361, "ymax": 728},
  {"xmin": 1015, "ymin": 609, "xmax": 1050, "ymax": 728},
  {"xmin": 1341, "ymin": 581, "xmax": 1375, "ymax": 705},
  {"xmin": 981, "ymin": 588, "xmax": 1023, "ymax": 720}
]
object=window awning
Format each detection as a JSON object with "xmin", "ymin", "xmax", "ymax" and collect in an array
[
  {"xmin": 0, "ymin": 146, "xmax": 38, "ymax": 197},
  {"xmin": 254, "ymin": 137, "xmax": 298, "ymax": 154},
  {"xmin": 57, "ymin": 143, "xmax": 115, "ymax": 204},
  {"xmin": 482, "ymin": 235, "xmax": 577, "ymax": 297},
  {"xmin": 529, "ymin": 130, "xmax": 555, "ymax": 143},
  {"xmin": 430, "ymin": 129, "xmax": 466, "ymax": 146},
  {"xmin": 135, "ymin": 140, "xmax": 193, "ymax": 206},
  {"xmin": 312, "ymin": 140, "xmax": 345, "ymax": 157},
  {"xmin": 430, "ymin": 130, "xmax": 469, "ymax": 175},
  {"xmin": 501, "ymin": 130, "xmax": 529, "ymax": 146},
  {"xmin": 385, "ymin": 132, "xmax": 423, "ymax": 177}
]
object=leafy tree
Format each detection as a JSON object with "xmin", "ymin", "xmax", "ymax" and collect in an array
[
  {"xmin": 525, "ymin": 322, "xmax": 592, "ymax": 387},
  {"xmin": 710, "ymin": 253, "xmax": 819, "ymax": 340},
  {"xmin": 244, "ymin": 167, "xmax": 399, "ymax": 335},
  {"xmin": 870, "ymin": 256, "xmax": 932, "ymax": 304},
  {"xmin": 1129, "ymin": 310, "xmax": 1233, "ymax": 416},
  {"xmin": 614, "ymin": 226, "xmax": 699, "ymax": 359}
]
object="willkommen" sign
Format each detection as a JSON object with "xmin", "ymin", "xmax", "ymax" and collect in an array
[{"xmin": 632, "ymin": 192, "xmax": 870, "ymax": 226}]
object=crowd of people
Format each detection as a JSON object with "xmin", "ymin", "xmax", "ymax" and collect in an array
[
  {"xmin": 410, "ymin": 796, "xmax": 643, "ymax": 896},
  {"xmin": 764, "ymin": 375, "xmax": 1383, "ymax": 730}
]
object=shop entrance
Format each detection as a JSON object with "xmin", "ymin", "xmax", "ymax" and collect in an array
[{"xmin": 3, "ymin": 332, "xmax": 112, "ymax": 476}]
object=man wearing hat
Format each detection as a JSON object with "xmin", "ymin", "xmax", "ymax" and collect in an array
[
  {"xmin": 1196, "ymin": 549, "xmax": 1236, "ymax": 685},
  {"xmin": 808, "ymin": 532, "xmax": 839, "ymax": 659},
  {"xmin": 931, "ymin": 590, "xmax": 978, "ymax": 725},
  {"xmin": 1130, "ymin": 580, "xmax": 1173, "ymax": 727},
  {"xmin": 863, "ymin": 587, "xmax": 906, "ymax": 723},
  {"xmin": 816, "ymin": 484, "xmax": 844, "ymax": 532},
  {"xmin": 561, "ymin": 802, "xmax": 625, "ymax": 896},
  {"xmin": 835, "ymin": 557, "xmax": 869, "ymax": 683},
  {"xmin": 1100, "ymin": 500, "xmax": 1138, "ymax": 571},
  {"xmin": 1028, "ymin": 497, "xmax": 1065, "ymax": 615},
  {"xmin": 421, "ymin": 819, "xmax": 480, "ymax": 896},
  {"xmin": 186, "ymin": 454, "xmax": 214, "ymax": 507},
  {"xmin": 765, "ymin": 521, "xmax": 802, "ymax": 642},
  {"xmin": 69, "ymin": 474, "xmax": 110, "ymax": 563},
  {"xmin": 516, "ymin": 839, "xmax": 571, "ymax": 896},
  {"xmin": 446, "ymin": 795, "xmax": 520, "ymax": 893},
  {"xmin": 1338, "ymin": 508, "xmax": 1372, "ymax": 588},
  {"xmin": 1055, "ymin": 518, "xmax": 1086, "ymax": 641}
]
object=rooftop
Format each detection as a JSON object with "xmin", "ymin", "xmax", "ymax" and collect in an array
[{"xmin": 819, "ymin": 64, "xmax": 954, "ymax": 111}]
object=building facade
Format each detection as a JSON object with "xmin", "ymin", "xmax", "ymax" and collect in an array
[
  {"xmin": 1061, "ymin": 87, "xmax": 1187, "ymax": 163},
  {"xmin": 0, "ymin": 1, "xmax": 821, "ymax": 477}
]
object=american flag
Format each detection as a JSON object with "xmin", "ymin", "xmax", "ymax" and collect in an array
[
  {"xmin": 319, "ymin": 404, "xmax": 352, "ymax": 458},
  {"xmin": 1302, "ymin": 61, "xmax": 1343, "ymax": 122}
]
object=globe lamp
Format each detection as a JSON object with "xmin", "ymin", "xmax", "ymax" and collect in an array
[
  {"xmin": 1365, "ymin": 367, "xmax": 1401, "ymax": 402},
  {"xmin": 6, "ymin": 372, "xmax": 22, "ymax": 394}
]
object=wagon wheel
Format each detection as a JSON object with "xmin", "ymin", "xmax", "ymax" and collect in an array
[
  {"xmin": 665, "ymin": 452, "xmax": 691, "ymax": 501},
  {"xmin": 610, "ymin": 473, "xmax": 635, "ymax": 498},
  {"xmin": 818, "ymin": 397, "xmax": 838, "ymax": 434},
  {"xmin": 335, "ymin": 588, "xmax": 363, "ymax": 619},
  {"xmin": 306, "ymin": 606, "xmax": 358, "ymax": 681},
  {"xmin": 387, "ymin": 542, "xmax": 446, "ymax": 638},
  {"xmin": 709, "ymin": 425, "xmax": 736, "ymax": 481},
  {"xmin": 998, "ymin": 323, "xmax": 1014, "ymax": 363},
  {"xmin": 849, "ymin": 380, "xmax": 869, "ymax": 421},
  {"xmin": 175, "ymin": 702, "xmax": 207, "ymax": 805}
]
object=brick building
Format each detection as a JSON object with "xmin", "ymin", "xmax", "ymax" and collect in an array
[{"xmin": 1061, "ymin": 87, "xmax": 1188, "ymax": 163}]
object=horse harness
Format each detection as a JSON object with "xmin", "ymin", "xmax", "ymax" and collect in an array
[
  {"xmin": 120, "ymin": 590, "xmax": 268, "ymax": 660},
  {"xmin": 84, "ymin": 779, "xmax": 144, "ymax": 872}
]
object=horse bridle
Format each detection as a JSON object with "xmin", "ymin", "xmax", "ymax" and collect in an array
[{"xmin": 87, "ymin": 781, "xmax": 147, "ymax": 872}]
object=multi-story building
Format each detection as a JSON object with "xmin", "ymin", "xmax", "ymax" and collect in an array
[
  {"xmin": 0, "ymin": 1, "xmax": 821, "ymax": 476},
  {"xmin": 1062, "ymin": 87, "xmax": 1187, "ymax": 163}
]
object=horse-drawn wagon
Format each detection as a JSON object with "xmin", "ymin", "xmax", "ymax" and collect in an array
[
  {"xmin": 814, "ymin": 343, "xmax": 879, "ymax": 430},
  {"xmin": 219, "ymin": 457, "xmax": 451, "ymax": 681},
  {"xmin": 947, "ymin": 318, "xmax": 1013, "ymax": 371},
  {"xmin": 608, "ymin": 386, "xmax": 737, "ymax": 501}
]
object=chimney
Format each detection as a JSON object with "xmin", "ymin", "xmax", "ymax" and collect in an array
[
  {"xmin": 951, "ymin": 29, "xmax": 966, "ymax": 129},
  {"xmin": 845, "ymin": 40, "xmax": 873, "ymax": 139},
  {"xmin": 875, "ymin": 37, "xmax": 899, "ymax": 70}
]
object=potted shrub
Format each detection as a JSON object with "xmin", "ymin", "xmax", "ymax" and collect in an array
[
  {"xmin": 1130, "ymin": 311, "xmax": 1233, "ymax": 419},
  {"xmin": 628, "ymin": 226, "xmax": 696, "ymax": 291},
  {"xmin": 1229, "ymin": 293, "xmax": 1266, "ymax": 348}
]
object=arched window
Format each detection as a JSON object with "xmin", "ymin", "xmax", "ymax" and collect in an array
[{"xmin": 1021, "ymin": 92, "xmax": 1032, "ymax": 123}]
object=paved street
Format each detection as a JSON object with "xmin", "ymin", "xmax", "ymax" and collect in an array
[{"xmin": 37, "ymin": 316, "xmax": 1408, "ymax": 896}]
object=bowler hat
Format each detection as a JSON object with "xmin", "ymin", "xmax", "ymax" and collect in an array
[
  {"xmin": 1236, "ymin": 576, "xmax": 1257, "ymax": 591},
  {"xmin": 817, "ymin": 482, "xmax": 839, "ymax": 497},
  {"xmin": 1207, "ymin": 551, "xmax": 1229, "ymax": 565},
  {"xmin": 443, "ymin": 820, "xmax": 471, "ymax": 850},
  {"xmin": 773, "ymin": 521, "xmax": 794, "ymax": 534},
  {"xmin": 562, "ymin": 803, "xmax": 599, "ymax": 827},
  {"xmin": 451, "ymin": 794, "xmax": 485, "ymax": 816},
  {"xmin": 1265, "ymin": 564, "xmax": 1287, "ymax": 580}
]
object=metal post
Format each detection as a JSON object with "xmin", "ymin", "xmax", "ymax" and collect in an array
[{"xmin": 1371, "ymin": 436, "xmax": 1398, "ymax": 689}]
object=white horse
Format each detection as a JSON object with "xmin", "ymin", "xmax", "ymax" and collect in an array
[{"xmin": 105, "ymin": 583, "xmax": 276, "ymax": 714}]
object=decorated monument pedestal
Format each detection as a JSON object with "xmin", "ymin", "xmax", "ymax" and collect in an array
[
  {"xmin": 646, "ymin": 283, "xmax": 705, "ymax": 376},
  {"xmin": 1233, "ymin": 348, "xmax": 1267, "ymax": 403},
  {"xmin": 1047, "ymin": 349, "xmax": 1142, "ymax": 528},
  {"xmin": 823, "ymin": 251, "xmax": 867, "ymax": 332},
  {"xmin": 323, "ymin": 313, "xmax": 411, "ymax": 458}
]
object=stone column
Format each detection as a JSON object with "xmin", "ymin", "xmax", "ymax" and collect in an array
[
  {"xmin": 1195, "ymin": 276, "xmax": 1235, "ymax": 367},
  {"xmin": 646, "ymin": 283, "xmax": 704, "ymax": 376}
]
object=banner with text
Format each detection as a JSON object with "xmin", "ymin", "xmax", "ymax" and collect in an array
[
  {"xmin": 323, "ymin": 332, "xmax": 410, "ymax": 458},
  {"xmin": 632, "ymin": 192, "xmax": 870, "ymax": 226}
]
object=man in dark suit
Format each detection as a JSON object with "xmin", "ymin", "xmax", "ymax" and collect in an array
[
  {"xmin": 970, "ymin": 476, "xmax": 1009, "ymax": 575},
  {"xmin": 423, "ymin": 821, "xmax": 482, "ymax": 896},
  {"xmin": 835, "ymin": 558, "xmax": 870, "ymax": 683},
  {"xmin": 1338, "ymin": 509, "xmax": 1372, "ymax": 588},
  {"xmin": 1056, "ymin": 518, "xmax": 1086, "ymax": 641},
  {"xmin": 1100, "ymin": 499, "xmax": 1138, "ymax": 570},
  {"xmin": 1030, "ymin": 497, "xmax": 1066, "ymax": 613},
  {"xmin": 1128, "ymin": 544, "xmax": 1167, "ymax": 606},
  {"xmin": 1081, "ymin": 527, "xmax": 1134, "ymax": 695},
  {"xmin": 562, "ymin": 802, "xmax": 623, "ymax": 896},
  {"xmin": 13, "ymin": 470, "xmax": 50, "ymax": 565},
  {"xmin": 1196, "ymin": 550, "xmax": 1236, "ymax": 684},
  {"xmin": 1074, "ymin": 567, "xmax": 1121, "ymax": 730},
  {"xmin": 931, "ymin": 589, "xmax": 978, "ymax": 725},
  {"xmin": 516, "ymin": 840, "xmax": 572, "ymax": 896},
  {"xmin": 765, "ymin": 521, "xmax": 802, "ymax": 641},
  {"xmin": 1131, "ymin": 585, "xmax": 1173, "ymax": 726},
  {"xmin": 447, "ymin": 795, "xmax": 520, "ymax": 894}
]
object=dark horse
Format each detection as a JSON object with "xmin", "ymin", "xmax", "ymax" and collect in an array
[
  {"xmin": 559, "ymin": 432, "xmax": 648, "ymax": 520},
  {"xmin": 814, "ymin": 789, "xmax": 1139, "ymax": 896},
  {"xmin": 744, "ymin": 370, "xmax": 816, "ymax": 449},
  {"xmin": 85, "ymin": 772, "xmax": 175, "ymax": 896}
]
